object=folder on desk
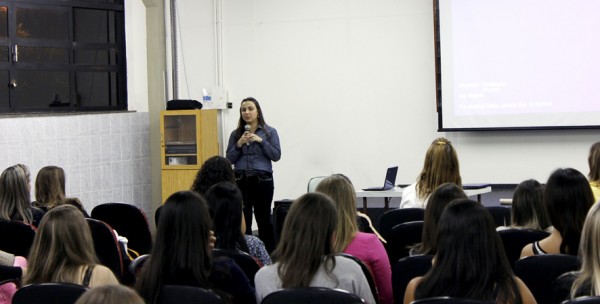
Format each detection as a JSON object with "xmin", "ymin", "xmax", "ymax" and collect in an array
[{"xmin": 362, "ymin": 166, "xmax": 398, "ymax": 191}]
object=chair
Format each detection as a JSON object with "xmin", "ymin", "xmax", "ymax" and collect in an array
[
  {"xmin": 12, "ymin": 282, "xmax": 88, "ymax": 304},
  {"xmin": 91, "ymin": 202, "xmax": 152, "ymax": 255},
  {"xmin": 273, "ymin": 199, "xmax": 293, "ymax": 244},
  {"xmin": 86, "ymin": 218, "xmax": 124, "ymax": 280},
  {"xmin": 484, "ymin": 206, "xmax": 511, "ymax": 227},
  {"xmin": 157, "ymin": 285, "xmax": 224, "ymax": 304},
  {"xmin": 514, "ymin": 254, "xmax": 581, "ymax": 304},
  {"xmin": 497, "ymin": 228, "xmax": 549, "ymax": 269},
  {"xmin": 339, "ymin": 253, "xmax": 379, "ymax": 304},
  {"xmin": 378, "ymin": 208, "xmax": 424, "ymax": 240},
  {"xmin": 411, "ymin": 296, "xmax": 494, "ymax": 303},
  {"xmin": 562, "ymin": 296, "xmax": 600, "ymax": 303},
  {"xmin": 385, "ymin": 221, "xmax": 424, "ymax": 265},
  {"xmin": 392, "ymin": 255, "xmax": 433, "ymax": 304},
  {"xmin": 0, "ymin": 265, "xmax": 23, "ymax": 282},
  {"xmin": 261, "ymin": 287, "xmax": 365, "ymax": 304},
  {"xmin": 212, "ymin": 248, "xmax": 260, "ymax": 286},
  {"xmin": 128, "ymin": 254, "xmax": 150, "ymax": 277},
  {"xmin": 155, "ymin": 205, "xmax": 163, "ymax": 225},
  {"xmin": 0, "ymin": 220, "xmax": 36, "ymax": 257},
  {"xmin": 307, "ymin": 176, "xmax": 327, "ymax": 192}
]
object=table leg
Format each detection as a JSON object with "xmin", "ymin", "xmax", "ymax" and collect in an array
[
  {"xmin": 384, "ymin": 197, "xmax": 390, "ymax": 212},
  {"xmin": 362, "ymin": 197, "xmax": 368, "ymax": 213}
]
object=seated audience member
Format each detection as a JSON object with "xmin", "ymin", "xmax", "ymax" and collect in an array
[
  {"xmin": 33, "ymin": 165, "xmax": 66, "ymax": 212},
  {"xmin": 521, "ymin": 168, "xmax": 594, "ymax": 258},
  {"xmin": 404, "ymin": 199, "xmax": 536, "ymax": 304},
  {"xmin": 75, "ymin": 285, "xmax": 144, "ymax": 304},
  {"xmin": 588, "ymin": 141, "xmax": 600, "ymax": 203},
  {"xmin": 204, "ymin": 182, "xmax": 271, "ymax": 266},
  {"xmin": 499, "ymin": 179, "xmax": 550, "ymax": 231},
  {"xmin": 254, "ymin": 192, "xmax": 375, "ymax": 303},
  {"xmin": 136, "ymin": 191, "xmax": 254, "ymax": 304},
  {"xmin": 400, "ymin": 137, "xmax": 462, "ymax": 209},
  {"xmin": 24, "ymin": 205, "xmax": 119, "ymax": 287},
  {"xmin": 555, "ymin": 202, "xmax": 600, "ymax": 301},
  {"xmin": 61, "ymin": 197, "xmax": 90, "ymax": 218},
  {"xmin": 315, "ymin": 174, "xmax": 391, "ymax": 304},
  {"xmin": 410, "ymin": 183, "xmax": 467, "ymax": 256},
  {"xmin": 0, "ymin": 165, "xmax": 45, "ymax": 227},
  {"xmin": 191, "ymin": 155, "xmax": 236, "ymax": 196}
]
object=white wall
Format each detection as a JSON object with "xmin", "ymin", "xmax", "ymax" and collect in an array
[{"xmin": 172, "ymin": 0, "xmax": 600, "ymax": 203}]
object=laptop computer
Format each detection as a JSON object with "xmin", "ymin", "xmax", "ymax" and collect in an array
[{"xmin": 362, "ymin": 166, "xmax": 398, "ymax": 191}]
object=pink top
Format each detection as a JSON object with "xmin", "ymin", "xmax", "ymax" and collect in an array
[{"xmin": 344, "ymin": 232, "xmax": 392, "ymax": 304}]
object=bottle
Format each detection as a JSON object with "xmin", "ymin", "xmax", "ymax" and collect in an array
[{"xmin": 202, "ymin": 88, "xmax": 211, "ymax": 108}]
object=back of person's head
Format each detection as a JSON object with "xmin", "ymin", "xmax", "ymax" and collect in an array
[
  {"xmin": 35, "ymin": 166, "xmax": 66, "ymax": 209},
  {"xmin": 415, "ymin": 199, "xmax": 520, "ymax": 303},
  {"xmin": 588, "ymin": 141, "xmax": 600, "ymax": 182},
  {"xmin": 545, "ymin": 168, "xmax": 594, "ymax": 254},
  {"xmin": 25, "ymin": 204, "xmax": 97, "ymax": 285},
  {"xmin": 315, "ymin": 174, "xmax": 358, "ymax": 252},
  {"xmin": 273, "ymin": 192, "xmax": 337, "ymax": 288},
  {"xmin": 136, "ymin": 191, "xmax": 213, "ymax": 302},
  {"xmin": 417, "ymin": 137, "xmax": 462, "ymax": 200},
  {"xmin": 572, "ymin": 202, "xmax": 600, "ymax": 297},
  {"xmin": 414, "ymin": 183, "xmax": 467, "ymax": 255},
  {"xmin": 191, "ymin": 156, "xmax": 235, "ymax": 195},
  {"xmin": 511, "ymin": 179, "xmax": 550, "ymax": 230},
  {"xmin": 204, "ymin": 181, "xmax": 248, "ymax": 252},
  {"xmin": 0, "ymin": 165, "xmax": 33, "ymax": 223},
  {"xmin": 75, "ymin": 285, "xmax": 144, "ymax": 304}
]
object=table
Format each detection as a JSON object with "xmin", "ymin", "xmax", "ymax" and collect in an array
[{"xmin": 355, "ymin": 186, "xmax": 492, "ymax": 212}]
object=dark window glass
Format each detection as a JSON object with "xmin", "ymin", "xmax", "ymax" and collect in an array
[
  {"xmin": 74, "ymin": 9, "xmax": 118, "ymax": 44},
  {"xmin": 0, "ymin": 7, "xmax": 7, "ymax": 38},
  {"xmin": 14, "ymin": 71, "xmax": 70, "ymax": 108},
  {"xmin": 74, "ymin": 49, "xmax": 118, "ymax": 65},
  {"xmin": 19, "ymin": 46, "xmax": 69, "ymax": 64},
  {"xmin": 76, "ymin": 71, "xmax": 118, "ymax": 107},
  {"xmin": 0, "ymin": 71, "xmax": 8, "ymax": 109},
  {"xmin": 0, "ymin": 46, "xmax": 9, "ymax": 62},
  {"xmin": 16, "ymin": 8, "xmax": 69, "ymax": 40}
]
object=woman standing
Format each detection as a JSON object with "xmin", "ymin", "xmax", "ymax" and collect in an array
[{"xmin": 226, "ymin": 97, "xmax": 281, "ymax": 252}]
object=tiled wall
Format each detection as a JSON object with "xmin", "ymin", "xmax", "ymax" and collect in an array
[{"xmin": 0, "ymin": 112, "xmax": 152, "ymax": 217}]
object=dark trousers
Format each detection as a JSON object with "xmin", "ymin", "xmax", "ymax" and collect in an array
[{"xmin": 236, "ymin": 172, "xmax": 275, "ymax": 253}]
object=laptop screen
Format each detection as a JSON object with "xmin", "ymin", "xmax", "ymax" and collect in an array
[{"xmin": 383, "ymin": 167, "xmax": 398, "ymax": 189}]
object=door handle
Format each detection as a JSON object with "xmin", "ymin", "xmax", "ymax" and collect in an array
[{"xmin": 9, "ymin": 80, "xmax": 17, "ymax": 88}]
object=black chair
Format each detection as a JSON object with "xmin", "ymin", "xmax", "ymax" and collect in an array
[
  {"xmin": 261, "ymin": 287, "xmax": 365, "ymax": 304},
  {"xmin": 339, "ymin": 253, "xmax": 379, "ymax": 304},
  {"xmin": 412, "ymin": 296, "xmax": 494, "ymax": 303},
  {"xmin": 379, "ymin": 208, "xmax": 424, "ymax": 240},
  {"xmin": 392, "ymin": 255, "xmax": 433, "ymax": 304},
  {"xmin": 514, "ymin": 254, "xmax": 581, "ymax": 304},
  {"xmin": 497, "ymin": 228, "xmax": 550, "ymax": 269},
  {"xmin": 273, "ymin": 199, "xmax": 293, "ymax": 244},
  {"xmin": 86, "ymin": 218, "xmax": 124, "ymax": 281},
  {"xmin": 128, "ymin": 254, "xmax": 150, "ymax": 277},
  {"xmin": 0, "ymin": 220, "xmax": 36, "ymax": 257},
  {"xmin": 0, "ymin": 265, "xmax": 23, "ymax": 282},
  {"xmin": 562, "ymin": 296, "xmax": 600, "ymax": 303},
  {"xmin": 155, "ymin": 205, "xmax": 163, "ymax": 226},
  {"xmin": 484, "ymin": 206, "xmax": 511, "ymax": 227},
  {"xmin": 91, "ymin": 202, "xmax": 152, "ymax": 255},
  {"xmin": 385, "ymin": 221, "xmax": 424, "ymax": 265},
  {"xmin": 212, "ymin": 248, "xmax": 260, "ymax": 286},
  {"xmin": 158, "ymin": 285, "xmax": 224, "ymax": 304},
  {"xmin": 12, "ymin": 282, "xmax": 88, "ymax": 304}
]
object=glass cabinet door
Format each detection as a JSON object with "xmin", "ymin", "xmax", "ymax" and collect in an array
[{"xmin": 163, "ymin": 115, "xmax": 198, "ymax": 166}]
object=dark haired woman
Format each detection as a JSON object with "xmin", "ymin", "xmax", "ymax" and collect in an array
[
  {"xmin": 254, "ymin": 192, "xmax": 375, "ymax": 303},
  {"xmin": 136, "ymin": 191, "xmax": 254, "ymax": 304},
  {"xmin": 205, "ymin": 182, "xmax": 271, "ymax": 266},
  {"xmin": 191, "ymin": 156, "xmax": 236, "ymax": 196},
  {"xmin": 503, "ymin": 179, "xmax": 550, "ymax": 231},
  {"xmin": 226, "ymin": 97, "xmax": 281, "ymax": 252},
  {"xmin": 404, "ymin": 199, "xmax": 536, "ymax": 304}
]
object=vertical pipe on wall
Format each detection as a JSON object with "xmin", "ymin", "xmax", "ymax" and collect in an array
[{"xmin": 169, "ymin": 0, "xmax": 179, "ymax": 99}]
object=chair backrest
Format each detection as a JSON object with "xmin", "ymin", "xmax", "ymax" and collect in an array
[
  {"xmin": 379, "ymin": 208, "xmax": 424, "ymax": 240},
  {"xmin": 261, "ymin": 287, "xmax": 365, "ymax": 304},
  {"xmin": 272, "ymin": 199, "xmax": 293, "ymax": 244},
  {"xmin": 307, "ymin": 176, "xmax": 327, "ymax": 193},
  {"xmin": 514, "ymin": 254, "xmax": 581, "ymax": 304},
  {"xmin": 562, "ymin": 296, "xmax": 600, "ymax": 303},
  {"xmin": 385, "ymin": 221, "xmax": 424, "ymax": 265},
  {"xmin": 497, "ymin": 228, "xmax": 550, "ymax": 269},
  {"xmin": 392, "ymin": 255, "xmax": 433, "ymax": 304},
  {"xmin": 0, "ymin": 265, "xmax": 23, "ymax": 282},
  {"xmin": 484, "ymin": 206, "xmax": 512, "ymax": 227},
  {"xmin": 212, "ymin": 248, "xmax": 260, "ymax": 286},
  {"xmin": 412, "ymin": 296, "xmax": 494, "ymax": 303},
  {"xmin": 0, "ymin": 220, "xmax": 36, "ymax": 257},
  {"xmin": 158, "ymin": 285, "xmax": 224, "ymax": 304},
  {"xmin": 13, "ymin": 283, "xmax": 88, "ymax": 304},
  {"xmin": 338, "ymin": 253, "xmax": 379, "ymax": 304},
  {"xmin": 91, "ymin": 202, "xmax": 152, "ymax": 255},
  {"xmin": 86, "ymin": 218, "xmax": 124, "ymax": 280},
  {"xmin": 128, "ymin": 254, "xmax": 150, "ymax": 277}
]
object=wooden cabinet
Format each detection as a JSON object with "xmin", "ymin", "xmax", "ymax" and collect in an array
[{"xmin": 160, "ymin": 109, "xmax": 219, "ymax": 202}]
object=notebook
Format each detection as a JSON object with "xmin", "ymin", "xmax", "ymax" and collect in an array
[{"xmin": 362, "ymin": 166, "xmax": 398, "ymax": 191}]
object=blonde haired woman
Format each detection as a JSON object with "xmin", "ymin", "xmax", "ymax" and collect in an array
[
  {"xmin": 25, "ymin": 205, "xmax": 119, "ymax": 287},
  {"xmin": 316, "ymin": 174, "xmax": 391, "ymax": 304},
  {"xmin": 400, "ymin": 137, "xmax": 462, "ymax": 209},
  {"xmin": 0, "ymin": 165, "xmax": 45, "ymax": 226}
]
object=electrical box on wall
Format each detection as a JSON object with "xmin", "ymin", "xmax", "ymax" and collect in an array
[{"xmin": 210, "ymin": 86, "xmax": 228, "ymax": 109}]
